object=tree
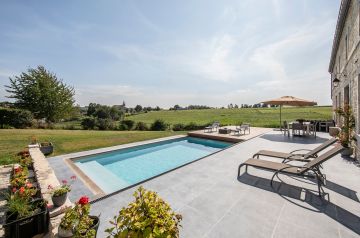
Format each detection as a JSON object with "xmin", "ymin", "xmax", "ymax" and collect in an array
[
  {"xmin": 6, "ymin": 66, "xmax": 75, "ymax": 122},
  {"xmin": 87, "ymin": 103, "xmax": 98, "ymax": 116},
  {"xmin": 134, "ymin": 105, "xmax": 143, "ymax": 112}
]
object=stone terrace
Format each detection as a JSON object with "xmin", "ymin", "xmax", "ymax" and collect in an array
[{"xmin": 53, "ymin": 131, "xmax": 360, "ymax": 238}]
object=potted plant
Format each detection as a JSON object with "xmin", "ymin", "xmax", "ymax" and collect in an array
[
  {"xmin": 5, "ymin": 186, "xmax": 49, "ymax": 238},
  {"xmin": 58, "ymin": 196, "xmax": 99, "ymax": 238},
  {"xmin": 10, "ymin": 166, "xmax": 30, "ymax": 189},
  {"xmin": 40, "ymin": 142, "xmax": 54, "ymax": 155},
  {"xmin": 48, "ymin": 176, "xmax": 76, "ymax": 207},
  {"xmin": 335, "ymin": 104, "xmax": 356, "ymax": 156},
  {"xmin": 105, "ymin": 186, "xmax": 182, "ymax": 238}
]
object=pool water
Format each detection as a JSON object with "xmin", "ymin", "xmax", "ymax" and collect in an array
[{"xmin": 74, "ymin": 137, "xmax": 232, "ymax": 193}]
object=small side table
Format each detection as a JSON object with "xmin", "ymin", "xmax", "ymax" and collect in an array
[{"xmin": 218, "ymin": 128, "xmax": 231, "ymax": 134}]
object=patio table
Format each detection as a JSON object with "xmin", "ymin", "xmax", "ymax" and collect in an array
[{"xmin": 287, "ymin": 121, "xmax": 311, "ymax": 136}]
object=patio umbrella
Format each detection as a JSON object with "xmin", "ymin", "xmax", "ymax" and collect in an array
[{"xmin": 261, "ymin": 96, "xmax": 317, "ymax": 128}]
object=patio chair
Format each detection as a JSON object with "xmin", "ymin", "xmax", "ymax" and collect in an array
[
  {"xmin": 253, "ymin": 137, "xmax": 337, "ymax": 162},
  {"xmin": 282, "ymin": 121, "xmax": 289, "ymax": 136},
  {"xmin": 240, "ymin": 123, "xmax": 251, "ymax": 134},
  {"xmin": 292, "ymin": 122, "xmax": 304, "ymax": 136},
  {"xmin": 238, "ymin": 144, "xmax": 344, "ymax": 196},
  {"xmin": 204, "ymin": 122, "xmax": 220, "ymax": 133},
  {"xmin": 308, "ymin": 121, "xmax": 318, "ymax": 137}
]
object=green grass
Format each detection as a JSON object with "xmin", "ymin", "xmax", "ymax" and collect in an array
[
  {"xmin": 127, "ymin": 106, "xmax": 333, "ymax": 127},
  {"xmin": 0, "ymin": 129, "xmax": 185, "ymax": 165},
  {"xmin": 0, "ymin": 106, "xmax": 332, "ymax": 165}
]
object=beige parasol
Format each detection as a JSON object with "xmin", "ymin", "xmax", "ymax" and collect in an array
[{"xmin": 262, "ymin": 96, "xmax": 317, "ymax": 128}]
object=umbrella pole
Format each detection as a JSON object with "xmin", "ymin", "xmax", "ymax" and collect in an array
[{"xmin": 280, "ymin": 105, "xmax": 282, "ymax": 131}]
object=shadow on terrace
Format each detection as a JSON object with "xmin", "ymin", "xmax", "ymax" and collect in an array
[{"xmin": 237, "ymin": 173, "xmax": 360, "ymax": 235}]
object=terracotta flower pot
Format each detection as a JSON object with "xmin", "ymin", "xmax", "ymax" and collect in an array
[{"xmin": 52, "ymin": 193, "xmax": 67, "ymax": 207}]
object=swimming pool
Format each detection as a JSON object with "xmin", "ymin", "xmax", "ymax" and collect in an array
[{"xmin": 73, "ymin": 136, "xmax": 232, "ymax": 194}]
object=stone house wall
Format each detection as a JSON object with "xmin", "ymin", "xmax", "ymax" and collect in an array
[{"xmin": 330, "ymin": 0, "xmax": 360, "ymax": 159}]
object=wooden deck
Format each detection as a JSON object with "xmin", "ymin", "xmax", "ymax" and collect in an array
[{"xmin": 188, "ymin": 126, "xmax": 273, "ymax": 143}]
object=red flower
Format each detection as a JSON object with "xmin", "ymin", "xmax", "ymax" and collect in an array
[
  {"xmin": 78, "ymin": 196, "xmax": 89, "ymax": 205},
  {"xmin": 14, "ymin": 167, "xmax": 22, "ymax": 174},
  {"xmin": 62, "ymin": 179, "xmax": 68, "ymax": 184},
  {"xmin": 19, "ymin": 187, "xmax": 25, "ymax": 194},
  {"xmin": 26, "ymin": 182, "xmax": 32, "ymax": 188},
  {"xmin": 12, "ymin": 187, "xmax": 17, "ymax": 193}
]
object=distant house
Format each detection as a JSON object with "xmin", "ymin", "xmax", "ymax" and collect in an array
[{"xmin": 329, "ymin": 0, "xmax": 360, "ymax": 159}]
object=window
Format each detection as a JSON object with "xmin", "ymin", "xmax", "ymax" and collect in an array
[
  {"xmin": 345, "ymin": 34, "xmax": 348, "ymax": 59},
  {"xmin": 344, "ymin": 85, "xmax": 350, "ymax": 105}
]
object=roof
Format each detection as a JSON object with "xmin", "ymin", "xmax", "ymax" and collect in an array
[{"xmin": 328, "ymin": 0, "xmax": 351, "ymax": 72}]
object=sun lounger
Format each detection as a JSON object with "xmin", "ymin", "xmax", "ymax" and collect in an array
[
  {"xmin": 253, "ymin": 137, "xmax": 337, "ymax": 162},
  {"xmin": 238, "ymin": 144, "xmax": 343, "ymax": 196}
]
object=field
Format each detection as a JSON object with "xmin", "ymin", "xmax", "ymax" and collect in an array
[
  {"xmin": 0, "ymin": 106, "xmax": 333, "ymax": 165},
  {"xmin": 127, "ymin": 106, "xmax": 333, "ymax": 127},
  {"xmin": 0, "ymin": 129, "xmax": 184, "ymax": 165}
]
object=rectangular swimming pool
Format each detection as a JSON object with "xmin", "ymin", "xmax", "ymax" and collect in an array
[{"xmin": 73, "ymin": 136, "xmax": 232, "ymax": 194}]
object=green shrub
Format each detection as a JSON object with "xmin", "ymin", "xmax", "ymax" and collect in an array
[
  {"xmin": 105, "ymin": 186, "xmax": 182, "ymax": 238},
  {"xmin": 0, "ymin": 108, "xmax": 33, "ymax": 129},
  {"xmin": 134, "ymin": 121, "xmax": 149, "ymax": 131},
  {"xmin": 172, "ymin": 123, "xmax": 185, "ymax": 131},
  {"xmin": 183, "ymin": 122, "xmax": 199, "ymax": 130},
  {"xmin": 119, "ymin": 120, "xmax": 135, "ymax": 130},
  {"xmin": 96, "ymin": 118, "xmax": 115, "ymax": 130},
  {"xmin": 81, "ymin": 117, "xmax": 96, "ymax": 130},
  {"xmin": 151, "ymin": 119, "xmax": 168, "ymax": 131}
]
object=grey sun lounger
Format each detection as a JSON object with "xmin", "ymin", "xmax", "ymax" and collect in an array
[
  {"xmin": 253, "ymin": 137, "xmax": 337, "ymax": 162},
  {"xmin": 238, "ymin": 144, "xmax": 344, "ymax": 196}
]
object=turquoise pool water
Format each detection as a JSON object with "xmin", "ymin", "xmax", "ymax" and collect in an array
[{"xmin": 74, "ymin": 137, "xmax": 232, "ymax": 193}]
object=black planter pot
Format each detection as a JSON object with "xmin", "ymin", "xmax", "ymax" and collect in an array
[
  {"xmin": 4, "ymin": 199, "xmax": 50, "ymax": 238},
  {"xmin": 40, "ymin": 142, "xmax": 53, "ymax": 155},
  {"xmin": 89, "ymin": 215, "xmax": 100, "ymax": 237},
  {"xmin": 52, "ymin": 193, "xmax": 67, "ymax": 207}
]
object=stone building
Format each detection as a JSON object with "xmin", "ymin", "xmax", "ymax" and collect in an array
[{"xmin": 329, "ymin": 0, "xmax": 360, "ymax": 159}]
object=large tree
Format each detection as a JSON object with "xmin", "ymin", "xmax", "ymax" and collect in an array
[{"xmin": 6, "ymin": 65, "xmax": 75, "ymax": 122}]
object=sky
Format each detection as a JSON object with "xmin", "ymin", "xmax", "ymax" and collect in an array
[{"xmin": 0, "ymin": 0, "xmax": 340, "ymax": 108}]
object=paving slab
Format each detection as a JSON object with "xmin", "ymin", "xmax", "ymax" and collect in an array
[{"xmin": 48, "ymin": 131, "xmax": 360, "ymax": 238}]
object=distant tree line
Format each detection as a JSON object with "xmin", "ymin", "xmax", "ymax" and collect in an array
[
  {"xmin": 169, "ymin": 105, "xmax": 212, "ymax": 110},
  {"xmin": 227, "ymin": 103, "xmax": 276, "ymax": 109},
  {"xmin": 0, "ymin": 65, "xmax": 288, "ymax": 131}
]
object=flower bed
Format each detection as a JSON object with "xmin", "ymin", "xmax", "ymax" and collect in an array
[{"xmin": 4, "ymin": 150, "xmax": 50, "ymax": 238}]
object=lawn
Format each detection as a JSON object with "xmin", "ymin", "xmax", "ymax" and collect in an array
[
  {"xmin": 127, "ymin": 106, "xmax": 333, "ymax": 127},
  {"xmin": 0, "ymin": 106, "xmax": 333, "ymax": 165},
  {"xmin": 0, "ymin": 129, "xmax": 185, "ymax": 165}
]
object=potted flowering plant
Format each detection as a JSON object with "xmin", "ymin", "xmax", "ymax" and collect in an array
[
  {"xmin": 10, "ymin": 166, "xmax": 30, "ymax": 189},
  {"xmin": 59, "ymin": 196, "xmax": 99, "ymax": 238},
  {"xmin": 335, "ymin": 104, "xmax": 356, "ymax": 156},
  {"xmin": 5, "ymin": 182, "xmax": 49, "ymax": 238},
  {"xmin": 48, "ymin": 176, "xmax": 76, "ymax": 207},
  {"xmin": 105, "ymin": 186, "xmax": 182, "ymax": 238}
]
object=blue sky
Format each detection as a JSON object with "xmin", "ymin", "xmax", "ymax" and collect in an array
[{"xmin": 0, "ymin": 0, "xmax": 340, "ymax": 107}]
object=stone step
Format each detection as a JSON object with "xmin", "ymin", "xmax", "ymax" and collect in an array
[{"xmin": 76, "ymin": 161, "xmax": 129, "ymax": 194}]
